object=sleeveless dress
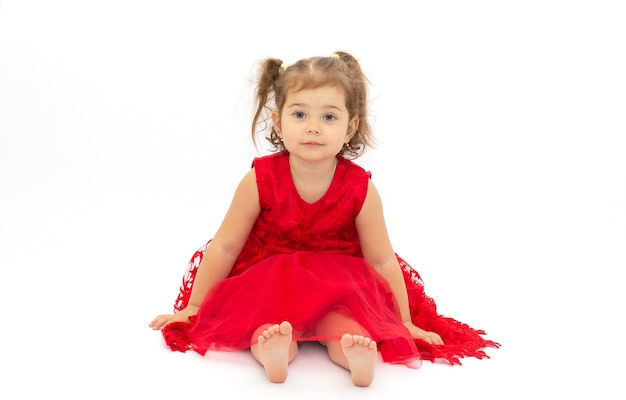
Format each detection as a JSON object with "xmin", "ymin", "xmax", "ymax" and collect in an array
[{"xmin": 161, "ymin": 152, "xmax": 499, "ymax": 366}]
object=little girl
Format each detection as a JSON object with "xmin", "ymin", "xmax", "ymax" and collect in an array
[{"xmin": 149, "ymin": 51, "xmax": 498, "ymax": 387}]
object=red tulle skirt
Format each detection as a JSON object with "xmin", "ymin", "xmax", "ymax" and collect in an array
[{"xmin": 163, "ymin": 242, "xmax": 500, "ymax": 366}]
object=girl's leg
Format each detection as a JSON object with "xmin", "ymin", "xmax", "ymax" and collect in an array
[
  {"xmin": 315, "ymin": 312, "xmax": 378, "ymax": 387},
  {"xmin": 250, "ymin": 321, "xmax": 298, "ymax": 383}
]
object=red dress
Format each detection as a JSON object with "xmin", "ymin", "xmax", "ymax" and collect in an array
[{"xmin": 162, "ymin": 152, "xmax": 499, "ymax": 366}]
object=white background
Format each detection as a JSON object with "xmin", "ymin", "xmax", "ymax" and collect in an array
[{"xmin": 1, "ymin": 1, "xmax": 625, "ymax": 398}]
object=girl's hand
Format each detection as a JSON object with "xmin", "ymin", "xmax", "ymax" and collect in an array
[
  {"xmin": 149, "ymin": 305, "xmax": 199, "ymax": 330},
  {"xmin": 403, "ymin": 321, "xmax": 444, "ymax": 345}
]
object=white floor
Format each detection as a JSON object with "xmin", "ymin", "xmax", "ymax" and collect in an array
[{"xmin": 1, "ymin": 1, "xmax": 625, "ymax": 399}]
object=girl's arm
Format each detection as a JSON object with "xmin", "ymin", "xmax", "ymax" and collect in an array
[
  {"xmin": 355, "ymin": 180, "xmax": 443, "ymax": 345},
  {"xmin": 149, "ymin": 168, "xmax": 261, "ymax": 330}
]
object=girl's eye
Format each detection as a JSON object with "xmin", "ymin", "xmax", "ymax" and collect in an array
[
  {"xmin": 293, "ymin": 112, "xmax": 305, "ymax": 119},
  {"xmin": 323, "ymin": 114, "xmax": 336, "ymax": 121}
]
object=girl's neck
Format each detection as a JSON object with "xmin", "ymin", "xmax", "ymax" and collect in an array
[
  {"xmin": 288, "ymin": 155, "xmax": 337, "ymax": 178},
  {"xmin": 288, "ymin": 155, "xmax": 338, "ymax": 203}
]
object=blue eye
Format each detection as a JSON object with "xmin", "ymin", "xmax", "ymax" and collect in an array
[
  {"xmin": 293, "ymin": 112, "xmax": 305, "ymax": 119},
  {"xmin": 323, "ymin": 114, "xmax": 336, "ymax": 121}
]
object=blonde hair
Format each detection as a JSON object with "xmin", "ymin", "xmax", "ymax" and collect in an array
[{"xmin": 251, "ymin": 51, "xmax": 375, "ymax": 159}]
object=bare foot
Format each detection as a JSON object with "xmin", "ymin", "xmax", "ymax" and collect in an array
[
  {"xmin": 257, "ymin": 321, "xmax": 293, "ymax": 383},
  {"xmin": 341, "ymin": 334, "xmax": 377, "ymax": 387}
]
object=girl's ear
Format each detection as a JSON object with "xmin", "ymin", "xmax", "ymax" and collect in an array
[
  {"xmin": 271, "ymin": 110, "xmax": 282, "ymax": 137},
  {"xmin": 345, "ymin": 116, "xmax": 359, "ymax": 143}
]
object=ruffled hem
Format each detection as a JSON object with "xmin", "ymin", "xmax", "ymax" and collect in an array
[
  {"xmin": 162, "ymin": 316, "xmax": 196, "ymax": 353},
  {"xmin": 397, "ymin": 256, "xmax": 500, "ymax": 365},
  {"xmin": 166, "ymin": 250, "xmax": 421, "ymax": 366},
  {"xmin": 165, "ymin": 242, "xmax": 499, "ymax": 366}
]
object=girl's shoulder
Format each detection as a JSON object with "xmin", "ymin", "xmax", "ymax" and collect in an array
[
  {"xmin": 251, "ymin": 151, "xmax": 288, "ymax": 170},
  {"xmin": 252, "ymin": 151, "xmax": 289, "ymax": 174},
  {"xmin": 337, "ymin": 156, "xmax": 372, "ymax": 180}
]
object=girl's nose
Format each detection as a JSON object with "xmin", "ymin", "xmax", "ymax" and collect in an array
[{"xmin": 306, "ymin": 125, "xmax": 320, "ymax": 134}]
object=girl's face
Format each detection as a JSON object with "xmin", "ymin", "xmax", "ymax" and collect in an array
[{"xmin": 272, "ymin": 85, "xmax": 359, "ymax": 163}]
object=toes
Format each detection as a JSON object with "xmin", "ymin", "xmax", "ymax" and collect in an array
[
  {"xmin": 341, "ymin": 333, "xmax": 354, "ymax": 347},
  {"xmin": 341, "ymin": 334, "xmax": 377, "ymax": 350},
  {"xmin": 278, "ymin": 321, "xmax": 292, "ymax": 335},
  {"xmin": 260, "ymin": 322, "xmax": 292, "ymax": 342},
  {"xmin": 263, "ymin": 324, "xmax": 280, "ymax": 338}
]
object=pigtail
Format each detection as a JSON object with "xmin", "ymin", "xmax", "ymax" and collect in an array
[
  {"xmin": 332, "ymin": 51, "xmax": 376, "ymax": 158},
  {"xmin": 251, "ymin": 58, "xmax": 284, "ymax": 151}
]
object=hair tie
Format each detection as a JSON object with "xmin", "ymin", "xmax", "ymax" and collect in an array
[
  {"xmin": 280, "ymin": 63, "xmax": 290, "ymax": 71},
  {"xmin": 330, "ymin": 53, "xmax": 340, "ymax": 59}
]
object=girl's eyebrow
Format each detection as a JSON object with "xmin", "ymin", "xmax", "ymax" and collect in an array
[{"xmin": 286, "ymin": 102, "xmax": 344, "ymax": 111}]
